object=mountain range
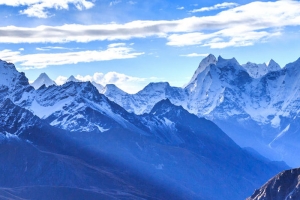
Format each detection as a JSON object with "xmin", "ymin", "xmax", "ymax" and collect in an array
[
  {"xmin": 0, "ymin": 58, "xmax": 290, "ymax": 199},
  {"xmin": 94, "ymin": 54, "xmax": 300, "ymax": 167}
]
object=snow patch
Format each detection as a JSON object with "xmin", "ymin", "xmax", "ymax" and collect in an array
[
  {"xmin": 95, "ymin": 125, "xmax": 110, "ymax": 132},
  {"xmin": 30, "ymin": 97, "xmax": 73, "ymax": 118}
]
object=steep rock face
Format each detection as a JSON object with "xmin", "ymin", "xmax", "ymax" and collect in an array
[
  {"xmin": 247, "ymin": 168, "xmax": 300, "ymax": 200},
  {"xmin": 31, "ymin": 73, "xmax": 57, "ymax": 89},
  {"xmin": 0, "ymin": 60, "xmax": 33, "ymax": 103},
  {"xmin": 187, "ymin": 53, "xmax": 217, "ymax": 85}
]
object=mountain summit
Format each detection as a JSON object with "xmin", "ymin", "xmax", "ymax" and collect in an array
[
  {"xmin": 66, "ymin": 75, "xmax": 80, "ymax": 83},
  {"xmin": 31, "ymin": 73, "xmax": 57, "ymax": 89},
  {"xmin": 188, "ymin": 54, "xmax": 217, "ymax": 85}
]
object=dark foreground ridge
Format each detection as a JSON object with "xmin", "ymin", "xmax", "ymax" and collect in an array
[{"xmin": 247, "ymin": 168, "xmax": 300, "ymax": 200}]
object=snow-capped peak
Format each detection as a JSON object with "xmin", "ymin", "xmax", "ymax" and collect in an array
[
  {"xmin": 31, "ymin": 73, "xmax": 56, "ymax": 89},
  {"xmin": 267, "ymin": 59, "xmax": 281, "ymax": 72},
  {"xmin": 242, "ymin": 59, "xmax": 280, "ymax": 78},
  {"xmin": 67, "ymin": 75, "xmax": 80, "ymax": 83},
  {"xmin": 188, "ymin": 54, "xmax": 217, "ymax": 84},
  {"xmin": 0, "ymin": 60, "xmax": 29, "ymax": 88},
  {"xmin": 242, "ymin": 62, "xmax": 268, "ymax": 78},
  {"xmin": 102, "ymin": 84, "xmax": 127, "ymax": 96},
  {"xmin": 138, "ymin": 82, "xmax": 170, "ymax": 94},
  {"xmin": 217, "ymin": 56, "xmax": 240, "ymax": 67}
]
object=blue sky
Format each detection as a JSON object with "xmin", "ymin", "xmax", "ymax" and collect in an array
[{"xmin": 0, "ymin": 0, "xmax": 300, "ymax": 93}]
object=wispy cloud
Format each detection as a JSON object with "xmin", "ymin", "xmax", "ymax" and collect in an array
[
  {"xmin": 0, "ymin": 0, "xmax": 95, "ymax": 18},
  {"xmin": 109, "ymin": 0, "xmax": 121, "ymax": 6},
  {"xmin": 36, "ymin": 46, "xmax": 80, "ymax": 51},
  {"xmin": 0, "ymin": 1, "xmax": 299, "ymax": 48},
  {"xmin": 177, "ymin": 6, "xmax": 184, "ymax": 10},
  {"xmin": 0, "ymin": 44, "xmax": 144, "ymax": 69},
  {"xmin": 180, "ymin": 53, "xmax": 208, "ymax": 57},
  {"xmin": 127, "ymin": 1, "xmax": 136, "ymax": 5},
  {"xmin": 190, "ymin": 2, "xmax": 238, "ymax": 13}
]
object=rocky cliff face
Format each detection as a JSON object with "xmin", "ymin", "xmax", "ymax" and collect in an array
[{"xmin": 247, "ymin": 168, "xmax": 300, "ymax": 200}]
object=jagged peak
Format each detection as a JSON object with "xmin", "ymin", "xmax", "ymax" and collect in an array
[
  {"xmin": 267, "ymin": 59, "xmax": 281, "ymax": 72},
  {"xmin": 187, "ymin": 54, "xmax": 217, "ymax": 85},
  {"xmin": 217, "ymin": 56, "xmax": 240, "ymax": 66},
  {"xmin": 0, "ymin": 59, "xmax": 17, "ymax": 70},
  {"xmin": 0, "ymin": 59, "xmax": 29, "ymax": 87}
]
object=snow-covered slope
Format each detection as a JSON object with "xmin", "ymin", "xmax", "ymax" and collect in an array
[
  {"xmin": 242, "ymin": 62, "xmax": 268, "ymax": 78},
  {"xmin": 91, "ymin": 81, "xmax": 104, "ymax": 93},
  {"xmin": 31, "ymin": 73, "xmax": 57, "ymax": 89}
]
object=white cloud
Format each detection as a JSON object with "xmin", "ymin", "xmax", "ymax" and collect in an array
[
  {"xmin": 180, "ymin": 53, "xmax": 208, "ymax": 57},
  {"xmin": 0, "ymin": 1, "xmax": 299, "ymax": 48},
  {"xmin": 18, "ymin": 48, "xmax": 24, "ymax": 51},
  {"xmin": 167, "ymin": 29, "xmax": 282, "ymax": 48},
  {"xmin": 177, "ymin": 6, "xmax": 184, "ymax": 10},
  {"xmin": 55, "ymin": 76, "xmax": 68, "ymax": 85},
  {"xmin": 0, "ymin": 44, "xmax": 144, "ymax": 69},
  {"xmin": 36, "ymin": 46, "xmax": 80, "ymax": 51},
  {"xmin": 0, "ymin": 0, "xmax": 95, "ymax": 18},
  {"xmin": 55, "ymin": 72, "xmax": 159, "ymax": 94},
  {"xmin": 190, "ymin": 2, "xmax": 239, "ymax": 13},
  {"xmin": 167, "ymin": 32, "xmax": 215, "ymax": 46},
  {"xmin": 107, "ymin": 43, "xmax": 126, "ymax": 48}
]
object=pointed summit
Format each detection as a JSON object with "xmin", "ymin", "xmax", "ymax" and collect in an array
[
  {"xmin": 188, "ymin": 54, "xmax": 217, "ymax": 84},
  {"xmin": 267, "ymin": 59, "xmax": 281, "ymax": 72},
  {"xmin": 67, "ymin": 75, "xmax": 80, "ymax": 83},
  {"xmin": 31, "ymin": 73, "xmax": 56, "ymax": 89}
]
